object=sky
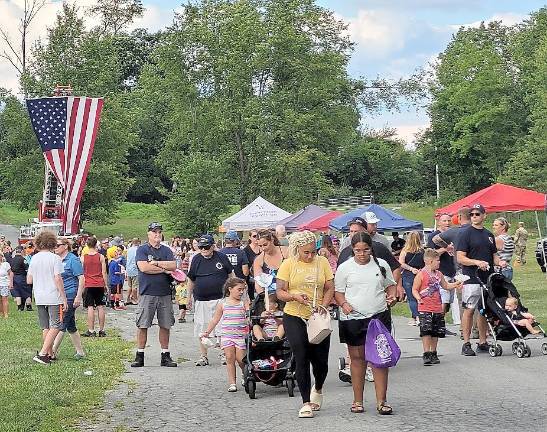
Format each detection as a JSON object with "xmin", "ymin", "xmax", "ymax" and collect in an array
[{"xmin": 0, "ymin": 0, "xmax": 544, "ymax": 144}]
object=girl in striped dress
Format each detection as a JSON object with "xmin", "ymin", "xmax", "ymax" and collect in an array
[{"xmin": 203, "ymin": 278, "xmax": 249, "ymax": 392}]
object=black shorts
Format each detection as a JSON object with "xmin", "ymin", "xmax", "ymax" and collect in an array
[
  {"xmin": 419, "ymin": 312, "xmax": 445, "ymax": 338},
  {"xmin": 178, "ymin": 304, "xmax": 187, "ymax": 310},
  {"xmin": 84, "ymin": 287, "xmax": 106, "ymax": 308},
  {"xmin": 338, "ymin": 309, "xmax": 392, "ymax": 347}
]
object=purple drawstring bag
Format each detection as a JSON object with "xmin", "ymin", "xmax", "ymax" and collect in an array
[{"xmin": 364, "ymin": 318, "xmax": 401, "ymax": 368}]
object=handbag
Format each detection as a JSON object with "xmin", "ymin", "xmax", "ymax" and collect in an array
[
  {"xmin": 364, "ymin": 318, "xmax": 401, "ymax": 368},
  {"xmin": 305, "ymin": 260, "xmax": 332, "ymax": 344}
]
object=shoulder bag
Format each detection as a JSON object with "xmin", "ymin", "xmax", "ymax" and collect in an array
[{"xmin": 306, "ymin": 259, "xmax": 332, "ymax": 344}]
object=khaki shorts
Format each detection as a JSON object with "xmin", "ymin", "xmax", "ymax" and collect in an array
[
  {"xmin": 135, "ymin": 295, "xmax": 175, "ymax": 329},
  {"xmin": 127, "ymin": 276, "xmax": 139, "ymax": 291},
  {"xmin": 37, "ymin": 304, "xmax": 63, "ymax": 330}
]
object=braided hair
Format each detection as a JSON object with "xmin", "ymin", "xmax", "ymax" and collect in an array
[
  {"xmin": 351, "ymin": 232, "xmax": 387, "ymax": 278},
  {"xmin": 288, "ymin": 230, "xmax": 317, "ymax": 259}
]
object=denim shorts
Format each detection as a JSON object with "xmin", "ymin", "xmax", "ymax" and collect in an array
[{"xmin": 60, "ymin": 300, "xmax": 77, "ymax": 333}]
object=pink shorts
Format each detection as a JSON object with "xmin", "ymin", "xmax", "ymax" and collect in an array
[{"xmin": 221, "ymin": 335, "xmax": 246, "ymax": 350}]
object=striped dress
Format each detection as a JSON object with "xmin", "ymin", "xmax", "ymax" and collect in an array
[{"xmin": 220, "ymin": 300, "xmax": 248, "ymax": 350}]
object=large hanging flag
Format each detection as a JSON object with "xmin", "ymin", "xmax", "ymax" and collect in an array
[{"xmin": 26, "ymin": 96, "xmax": 104, "ymax": 234}]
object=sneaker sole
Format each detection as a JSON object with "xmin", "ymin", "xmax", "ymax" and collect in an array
[{"xmin": 32, "ymin": 356, "xmax": 49, "ymax": 365}]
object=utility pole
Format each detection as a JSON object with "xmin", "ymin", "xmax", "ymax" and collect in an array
[{"xmin": 435, "ymin": 145, "xmax": 440, "ymax": 200}]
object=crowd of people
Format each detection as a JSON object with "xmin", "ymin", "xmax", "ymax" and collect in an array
[{"xmin": 0, "ymin": 206, "xmax": 540, "ymax": 419}]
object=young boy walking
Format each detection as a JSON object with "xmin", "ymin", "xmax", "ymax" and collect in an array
[{"xmin": 412, "ymin": 249, "xmax": 462, "ymax": 365}]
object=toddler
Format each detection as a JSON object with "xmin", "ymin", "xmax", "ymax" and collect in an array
[
  {"xmin": 202, "ymin": 278, "xmax": 249, "ymax": 392},
  {"xmin": 175, "ymin": 282, "xmax": 188, "ymax": 323},
  {"xmin": 108, "ymin": 246, "xmax": 125, "ymax": 310},
  {"xmin": 412, "ymin": 249, "xmax": 462, "ymax": 366},
  {"xmin": 252, "ymin": 294, "xmax": 284, "ymax": 341},
  {"xmin": 504, "ymin": 297, "xmax": 541, "ymax": 335}
]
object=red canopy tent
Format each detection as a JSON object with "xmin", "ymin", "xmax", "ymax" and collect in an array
[
  {"xmin": 299, "ymin": 210, "xmax": 343, "ymax": 232},
  {"xmin": 435, "ymin": 183, "xmax": 546, "ymax": 216}
]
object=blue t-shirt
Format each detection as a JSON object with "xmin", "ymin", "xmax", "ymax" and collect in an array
[
  {"xmin": 218, "ymin": 247, "xmax": 249, "ymax": 279},
  {"xmin": 108, "ymin": 259, "xmax": 125, "ymax": 286},
  {"xmin": 136, "ymin": 243, "xmax": 175, "ymax": 296},
  {"xmin": 126, "ymin": 246, "xmax": 139, "ymax": 277},
  {"xmin": 61, "ymin": 253, "xmax": 84, "ymax": 300}
]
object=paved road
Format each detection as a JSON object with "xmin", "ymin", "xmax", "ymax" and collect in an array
[
  {"xmin": 79, "ymin": 302, "xmax": 547, "ymax": 432},
  {"xmin": 0, "ymin": 223, "xmax": 20, "ymax": 244}
]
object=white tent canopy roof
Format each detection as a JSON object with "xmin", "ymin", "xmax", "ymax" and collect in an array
[{"xmin": 222, "ymin": 196, "xmax": 292, "ymax": 231}]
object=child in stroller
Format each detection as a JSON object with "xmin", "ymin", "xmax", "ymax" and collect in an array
[
  {"xmin": 504, "ymin": 297, "xmax": 542, "ymax": 335},
  {"xmin": 252, "ymin": 294, "xmax": 285, "ymax": 342}
]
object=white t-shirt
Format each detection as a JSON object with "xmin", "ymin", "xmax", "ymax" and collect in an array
[
  {"xmin": 334, "ymin": 257, "xmax": 395, "ymax": 320},
  {"xmin": 0, "ymin": 261, "xmax": 11, "ymax": 286},
  {"xmin": 28, "ymin": 251, "xmax": 64, "ymax": 305}
]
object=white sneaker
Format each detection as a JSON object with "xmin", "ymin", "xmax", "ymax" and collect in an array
[
  {"xmin": 219, "ymin": 352, "xmax": 227, "ymax": 365},
  {"xmin": 365, "ymin": 366, "xmax": 374, "ymax": 382}
]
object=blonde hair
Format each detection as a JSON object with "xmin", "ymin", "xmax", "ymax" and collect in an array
[
  {"xmin": 494, "ymin": 217, "xmax": 510, "ymax": 232},
  {"xmin": 288, "ymin": 231, "xmax": 317, "ymax": 259},
  {"xmin": 423, "ymin": 248, "xmax": 439, "ymax": 261},
  {"xmin": 506, "ymin": 297, "xmax": 518, "ymax": 307},
  {"xmin": 402, "ymin": 231, "xmax": 423, "ymax": 253}
]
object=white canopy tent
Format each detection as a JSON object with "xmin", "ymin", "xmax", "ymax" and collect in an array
[{"xmin": 222, "ymin": 196, "xmax": 292, "ymax": 231}]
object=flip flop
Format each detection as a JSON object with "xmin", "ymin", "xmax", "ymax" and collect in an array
[
  {"xmin": 310, "ymin": 386, "xmax": 323, "ymax": 411},
  {"xmin": 298, "ymin": 405, "xmax": 314, "ymax": 418},
  {"xmin": 377, "ymin": 401, "xmax": 393, "ymax": 415}
]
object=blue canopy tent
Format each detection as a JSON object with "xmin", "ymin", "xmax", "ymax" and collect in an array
[{"xmin": 329, "ymin": 204, "xmax": 423, "ymax": 232}]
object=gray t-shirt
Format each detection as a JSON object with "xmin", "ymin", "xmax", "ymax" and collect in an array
[{"xmin": 371, "ymin": 232, "xmax": 391, "ymax": 249}]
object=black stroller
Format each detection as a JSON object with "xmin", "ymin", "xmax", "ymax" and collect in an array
[
  {"xmin": 478, "ymin": 272, "xmax": 547, "ymax": 358},
  {"xmin": 243, "ymin": 292, "xmax": 296, "ymax": 399}
]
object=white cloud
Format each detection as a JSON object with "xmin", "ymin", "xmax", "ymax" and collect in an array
[
  {"xmin": 338, "ymin": 9, "xmax": 411, "ymax": 59},
  {"xmin": 394, "ymin": 123, "xmax": 429, "ymax": 147},
  {"xmin": 0, "ymin": 1, "xmax": 178, "ymax": 94},
  {"xmin": 450, "ymin": 12, "xmax": 528, "ymax": 30}
]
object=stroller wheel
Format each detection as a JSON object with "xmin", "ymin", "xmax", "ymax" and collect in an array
[
  {"xmin": 512, "ymin": 342, "xmax": 519, "ymax": 354},
  {"xmin": 495, "ymin": 344, "xmax": 503, "ymax": 357},
  {"xmin": 338, "ymin": 356, "xmax": 346, "ymax": 371},
  {"xmin": 286, "ymin": 378, "xmax": 295, "ymax": 397},
  {"xmin": 248, "ymin": 380, "xmax": 256, "ymax": 399},
  {"xmin": 541, "ymin": 343, "xmax": 547, "ymax": 355},
  {"xmin": 516, "ymin": 346, "xmax": 525, "ymax": 358},
  {"xmin": 488, "ymin": 346, "xmax": 497, "ymax": 357}
]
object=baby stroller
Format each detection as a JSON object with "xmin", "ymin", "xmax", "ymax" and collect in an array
[
  {"xmin": 478, "ymin": 272, "xmax": 547, "ymax": 358},
  {"xmin": 243, "ymin": 292, "xmax": 296, "ymax": 399}
]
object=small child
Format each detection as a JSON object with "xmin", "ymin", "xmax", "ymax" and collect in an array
[
  {"xmin": 202, "ymin": 277, "xmax": 249, "ymax": 392},
  {"xmin": 504, "ymin": 297, "xmax": 541, "ymax": 335},
  {"xmin": 252, "ymin": 294, "xmax": 284, "ymax": 341},
  {"xmin": 175, "ymin": 282, "xmax": 188, "ymax": 323},
  {"xmin": 108, "ymin": 246, "xmax": 125, "ymax": 310},
  {"xmin": 412, "ymin": 249, "xmax": 462, "ymax": 366}
]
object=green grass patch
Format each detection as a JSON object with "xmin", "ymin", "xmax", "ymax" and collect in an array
[
  {"xmin": 392, "ymin": 239, "xmax": 547, "ymax": 325},
  {"xmin": 0, "ymin": 200, "xmax": 36, "ymax": 226},
  {"xmin": 0, "ymin": 302, "xmax": 132, "ymax": 432}
]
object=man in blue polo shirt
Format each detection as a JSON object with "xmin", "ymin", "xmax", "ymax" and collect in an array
[
  {"xmin": 52, "ymin": 238, "xmax": 86, "ymax": 359},
  {"xmin": 131, "ymin": 222, "xmax": 177, "ymax": 368}
]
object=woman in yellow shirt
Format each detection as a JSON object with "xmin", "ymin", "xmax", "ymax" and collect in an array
[{"xmin": 276, "ymin": 231, "xmax": 334, "ymax": 419}]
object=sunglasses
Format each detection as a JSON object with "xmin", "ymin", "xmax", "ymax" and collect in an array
[
  {"xmin": 470, "ymin": 212, "xmax": 482, "ymax": 217},
  {"xmin": 198, "ymin": 245, "xmax": 212, "ymax": 250},
  {"xmin": 250, "ymin": 234, "xmax": 258, "ymax": 238}
]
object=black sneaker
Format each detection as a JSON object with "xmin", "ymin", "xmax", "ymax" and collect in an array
[
  {"xmin": 81, "ymin": 330, "xmax": 96, "ymax": 337},
  {"xmin": 26, "ymin": 304, "xmax": 33, "ymax": 311},
  {"xmin": 476, "ymin": 342, "xmax": 490, "ymax": 352},
  {"xmin": 430, "ymin": 351, "xmax": 440, "ymax": 364},
  {"xmin": 338, "ymin": 369, "xmax": 352, "ymax": 383},
  {"xmin": 17, "ymin": 304, "xmax": 24, "ymax": 311},
  {"xmin": 131, "ymin": 351, "xmax": 144, "ymax": 368},
  {"xmin": 160, "ymin": 352, "xmax": 177, "ymax": 367},
  {"xmin": 98, "ymin": 330, "xmax": 107, "ymax": 337},
  {"xmin": 461, "ymin": 342, "xmax": 476, "ymax": 356},
  {"xmin": 423, "ymin": 352, "xmax": 432, "ymax": 366},
  {"xmin": 33, "ymin": 352, "xmax": 51, "ymax": 365}
]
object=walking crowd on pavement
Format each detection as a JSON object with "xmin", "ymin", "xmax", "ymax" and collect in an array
[{"xmin": 1, "ymin": 205, "xmax": 544, "ymax": 419}]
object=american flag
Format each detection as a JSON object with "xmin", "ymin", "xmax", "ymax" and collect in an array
[{"xmin": 26, "ymin": 96, "xmax": 104, "ymax": 234}]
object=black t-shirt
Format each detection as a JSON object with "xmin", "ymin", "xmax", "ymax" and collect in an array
[
  {"xmin": 188, "ymin": 251, "xmax": 234, "ymax": 301},
  {"xmin": 218, "ymin": 247, "xmax": 249, "ymax": 279},
  {"xmin": 10, "ymin": 255, "xmax": 27, "ymax": 275},
  {"xmin": 136, "ymin": 243, "xmax": 175, "ymax": 296},
  {"xmin": 244, "ymin": 245, "xmax": 259, "ymax": 272},
  {"xmin": 427, "ymin": 230, "xmax": 456, "ymax": 277},
  {"xmin": 337, "ymin": 241, "xmax": 400, "ymax": 271},
  {"xmin": 391, "ymin": 238, "xmax": 405, "ymax": 252},
  {"xmin": 456, "ymin": 225, "xmax": 497, "ymax": 284}
]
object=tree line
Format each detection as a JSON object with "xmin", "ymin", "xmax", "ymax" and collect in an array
[{"xmin": 0, "ymin": 1, "xmax": 545, "ymax": 235}]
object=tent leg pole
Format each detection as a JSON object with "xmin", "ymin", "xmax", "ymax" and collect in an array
[
  {"xmin": 536, "ymin": 211, "xmax": 547, "ymax": 280},
  {"xmin": 536, "ymin": 211, "xmax": 542, "ymax": 239}
]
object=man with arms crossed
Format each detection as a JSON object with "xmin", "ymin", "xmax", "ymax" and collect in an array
[
  {"xmin": 131, "ymin": 222, "xmax": 177, "ymax": 367},
  {"xmin": 457, "ymin": 204, "xmax": 507, "ymax": 356}
]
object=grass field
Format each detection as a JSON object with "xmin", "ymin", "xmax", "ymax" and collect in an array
[{"xmin": 0, "ymin": 302, "xmax": 132, "ymax": 432}]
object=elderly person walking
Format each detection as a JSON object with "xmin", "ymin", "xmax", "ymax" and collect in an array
[
  {"xmin": 335, "ymin": 232, "xmax": 397, "ymax": 414},
  {"xmin": 276, "ymin": 231, "xmax": 335, "ymax": 419},
  {"xmin": 52, "ymin": 239, "xmax": 86, "ymax": 359},
  {"xmin": 493, "ymin": 217, "xmax": 515, "ymax": 280},
  {"xmin": 27, "ymin": 231, "xmax": 67, "ymax": 364},
  {"xmin": 131, "ymin": 222, "xmax": 178, "ymax": 368}
]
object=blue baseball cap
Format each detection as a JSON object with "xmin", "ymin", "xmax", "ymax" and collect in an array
[{"xmin": 225, "ymin": 231, "xmax": 240, "ymax": 242}]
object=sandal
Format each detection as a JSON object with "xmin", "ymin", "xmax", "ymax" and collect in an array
[
  {"xmin": 310, "ymin": 385, "xmax": 323, "ymax": 411},
  {"xmin": 298, "ymin": 404, "xmax": 314, "ymax": 418},
  {"xmin": 228, "ymin": 384, "xmax": 237, "ymax": 392},
  {"xmin": 195, "ymin": 356, "xmax": 209, "ymax": 366},
  {"xmin": 377, "ymin": 401, "xmax": 393, "ymax": 415},
  {"xmin": 350, "ymin": 402, "xmax": 364, "ymax": 413}
]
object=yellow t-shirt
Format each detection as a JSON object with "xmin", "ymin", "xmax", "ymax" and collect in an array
[
  {"xmin": 277, "ymin": 256, "xmax": 334, "ymax": 319},
  {"xmin": 81, "ymin": 245, "xmax": 90, "ymax": 256},
  {"xmin": 175, "ymin": 283, "xmax": 188, "ymax": 305}
]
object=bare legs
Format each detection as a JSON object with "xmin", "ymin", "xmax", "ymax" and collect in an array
[
  {"xmin": 224, "ymin": 346, "xmax": 245, "ymax": 384},
  {"xmin": 86, "ymin": 306, "xmax": 105, "ymax": 332}
]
